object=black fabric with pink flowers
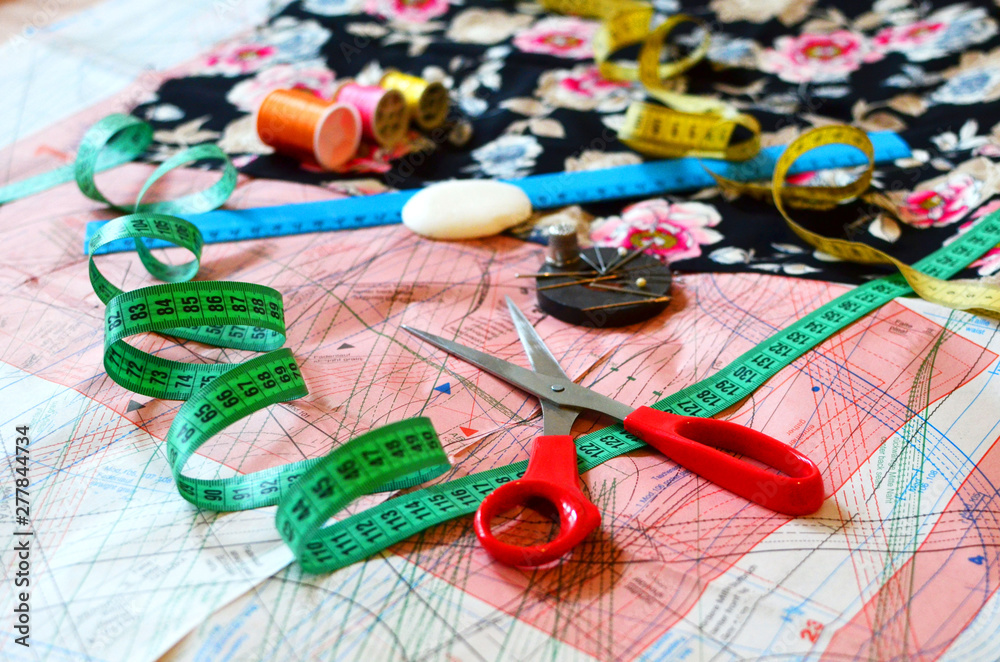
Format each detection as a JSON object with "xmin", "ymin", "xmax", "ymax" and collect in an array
[{"xmin": 135, "ymin": 0, "xmax": 1000, "ymax": 283}]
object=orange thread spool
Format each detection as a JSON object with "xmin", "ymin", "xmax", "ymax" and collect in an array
[
  {"xmin": 334, "ymin": 82, "xmax": 409, "ymax": 147},
  {"xmin": 256, "ymin": 89, "xmax": 361, "ymax": 170}
]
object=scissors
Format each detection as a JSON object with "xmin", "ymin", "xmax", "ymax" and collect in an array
[{"xmin": 403, "ymin": 298, "xmax": 824, "ymax": 567}]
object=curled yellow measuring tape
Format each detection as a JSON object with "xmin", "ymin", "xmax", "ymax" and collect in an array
[
  {"xmin": 712, "ymin": 125, "xmax": 1000, "ymax": 315},
  {"xmin": 539, "ymin": 1, "xmax": 1000, "ymax": 316},
  {"xmin": 542, "ymin": 0, "xmax": 760, "ymax": 160}
]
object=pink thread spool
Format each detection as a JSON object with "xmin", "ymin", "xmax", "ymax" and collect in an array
[
  {"xmin": 256, "ymin": 89, "xmax": 361, "ymax": 170},
  {"xmin": 334, "ymin": 82, "xmax": 409, "ymax": 147}
]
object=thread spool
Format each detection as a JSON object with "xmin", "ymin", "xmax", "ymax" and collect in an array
[
  {"xmin": 380, "ymin": 71, "xmax": 450, "ymax": 131},
  {"xmin": 334, "ymin": 82, "xmax": 409, "ymax": 147},
  {"xmin": 256, "ymin": 89, "xmax": 361, "ymax": 170}
]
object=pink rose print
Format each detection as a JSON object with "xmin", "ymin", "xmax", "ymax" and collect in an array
[
  {"xmin": 560, "ymin": 66, "xmax": 626, "ymax": 97},
  {"xmin": 871, "ymin": 8, "xmax": 995, "ymax": 63},
  {"xmin": 760, "ymin": 30, "xmax": 883, "ymax": 83},
  {"xmin": 945, "ymin": 201, "xmax": 1000, "ymax": 276},
  {"xmin": 513, "ymin": 17, "xmax": 597, "ymax": 60},
  {"xmin": 873, "ymin": 21, "xmax": 946, "ymax": 52},
  {"xmin": 202, "ymin": 42, "xmax": 277, "ymax": 76},
  {"xmin": 972, "ymin": 247, "xmax": 1000, "ymax": 277},
  {"xmin": 899, "ymin": 173, "xmax": 983, "ymax": 228},
  {"xmin": 365, "ymin": 0, "xmax": 451, "ymax": 22},
  {"xmin": 538, "ymin": 65, "xmax": 633, "ymax": 112},
  {"xmin": 337, "ymin": 137, "xmax": 417, "ymax": 174},
  {"xmin": 591, "ymin": 200, "xmax": 723, "ymax": 263}
]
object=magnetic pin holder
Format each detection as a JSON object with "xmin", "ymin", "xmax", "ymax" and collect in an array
[{"xmin": 534, "ymin": 223, "xmax": 672, "ymax": 328}]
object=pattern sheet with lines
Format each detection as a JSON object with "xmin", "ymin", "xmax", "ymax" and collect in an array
[
  {"xmin": 1, "ymin": 156, "xmax": 1000, "ymax": 660},
  {"xmin": 1, "ymin": 9, "xmax": 999, "ymax": 656}
]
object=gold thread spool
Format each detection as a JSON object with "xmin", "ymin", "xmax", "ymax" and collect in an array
[
  {"xmin": 334, "ymin": 82, "xmax": 410, "ymax": 147},
  {"xmin": 380, "ymin": 71, "xmax": 450, "ymax": 131},
  {"xmin": 256, "ymin": 89, "xmax": 362, "ymax": 170}
]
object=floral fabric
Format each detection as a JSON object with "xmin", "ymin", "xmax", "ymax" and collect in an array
[{"xmin": 136, "ymin": 0, "xmax": 1000, "ymax": 283}]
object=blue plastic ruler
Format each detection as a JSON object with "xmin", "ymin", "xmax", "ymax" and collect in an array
[{"xmin": 86, "ymin": 131, "xmax": 910, "ymax": 254}]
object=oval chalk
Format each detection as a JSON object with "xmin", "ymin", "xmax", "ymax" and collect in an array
[{"xmin": 401, "ymin": 180, "xmax": 532, "ymax": 240}]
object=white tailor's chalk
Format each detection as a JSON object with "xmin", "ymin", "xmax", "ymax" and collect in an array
[{"xmin": 401, "ymin": 180, "xmax": 532, "ymax": 240}]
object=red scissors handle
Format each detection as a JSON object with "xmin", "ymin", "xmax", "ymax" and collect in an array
[
  {"xmin": 473, "ymin": 435, "xmax": 601, "ymax": 567},
  {"xmin": 624, "ymin": 406, "xmax": 824, "ymax": 516}
]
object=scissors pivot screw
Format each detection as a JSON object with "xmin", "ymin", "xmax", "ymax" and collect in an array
[{"xmin": 403, "ymin": 297, "xmax": 825, "ymax": 570}]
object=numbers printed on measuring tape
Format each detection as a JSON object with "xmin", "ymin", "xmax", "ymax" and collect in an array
[
  {"xmin": 715, "ymin": 125, "xmax": 1000, "ymax": 316},
  {"xmin": 578, "ymin": 439, "xmax": 612, "ymax": 459},
  {"xmin": 671, "ymin": 399, "xmax": 705, "ymax": 416},
  {"xmin": 89, "ymin": 214, "xmax": 291, "ymax": 400},
  {"xmin": 35, "ymin": 112, "xmax": 1000, "ymax": 575},
  {"xmin": 540, "ymin": 1, "xmax": 762, "ymax": 160},
  {"xmin": 294, "ymin": 209, "xmax": 1000, "ymax": 573},
  {"xmin": 43, "ymin": 113, "xmax": 455, "ymax": 577},
  {"xmin": 273, "ymin": 419, "xmax": 449, "ymax": 571},
  {"xmin": 294, "ymin": 464, "xmax": 532, "ymax": 570},
  {"xmin": 162, "ymin": 349, "xmax": 450, "ymax": 523}
]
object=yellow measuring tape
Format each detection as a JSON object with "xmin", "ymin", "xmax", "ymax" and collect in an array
[
  {"xmin": 542, "ymin": 0, "xmax": 760, "ymax": 160},
  {"xmin": 540, "ymin": 1, "xmax": 1000, "ymax": 316},
  {"xmin": 712, "ymin": 125, "xmax": 1000, "ymax": 315}
]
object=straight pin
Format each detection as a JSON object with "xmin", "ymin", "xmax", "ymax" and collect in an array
[
  {"xmin": 625, "ymin": 275, "xmax": 672, "ymax": 286},
  {"xmin": 582, "ymin": 296, "xmax": 671, "ymax": 312},
  {"xmin": 515, "ymin": 271, "xmax": 598, "ymax": 278},
  {"xmin": 601, "ymin": 247, "xmax": 627, "ymax": 274},
  {"xmin": 590, "ymin": 283, "xmax": 665, "ymax": 298},
  {"xmin": 536, "ymin": 274, "xmax": 619, "ymax": 291},
  {"xmin": 578, "ymin": 252, "xmax": 603, "ymax": 274},
  {"xmin": 606, "ymin": 245, "xmax": 647, "ymax": 274},
  {"xmin": 605, "ymin": 242, "xmax": 652, "ymax": 274}
]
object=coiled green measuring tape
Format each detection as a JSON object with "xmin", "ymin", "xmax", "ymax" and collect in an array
[
  {"xmin": 66, "ymin": 115, "xmax": 451, "ymax": 571},
  {"xmin": 8, "ymin": 114, "xmax": 1000, "ymax": 574}
]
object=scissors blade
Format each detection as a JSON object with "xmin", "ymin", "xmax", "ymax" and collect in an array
[
  {"xmin": 541, "ymin": 400, "xmax": 579, "ymax": 436},
  {"xmin": 504, "ymin": 297, "xmax": 571, "ymax": 382},
  {"xmin": 403, "ymin": 325, "xmax": 564, "ymax": 399},
  {"xmin": 402, "ymin": 328, "xmax": 633, "ymax": 422}
]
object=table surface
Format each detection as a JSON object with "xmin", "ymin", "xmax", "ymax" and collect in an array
[{"xmin": 2, "ymin": 3, "xmax": 999, "ymax": 661}]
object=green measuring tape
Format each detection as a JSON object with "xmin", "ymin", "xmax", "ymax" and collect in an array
[
  {"xmin": 287, "ymin": 209, "xmax": 1000, "ymax": 573},
  {"xmin": 89, "ymin": 214, "xmax": 286, "ymax": 399},
  {"xmin": 59, "ymin": 115, "xmax": 452, "ymax": 571},
  {"xmin": 13, "ymin": 114, "xmax": 1000, "ymax": 575},
  {"xmin": 0, "ymin": 114, "xmax": 149, "ymax": 204},
  {"xmin": 0, "ymin": 114, "xmax": 239, "ymax": 210}
]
